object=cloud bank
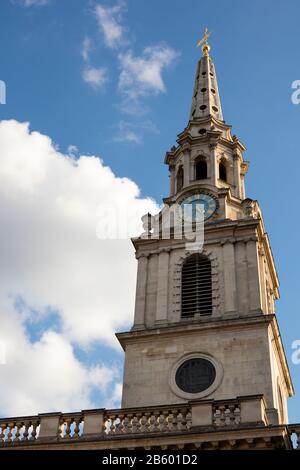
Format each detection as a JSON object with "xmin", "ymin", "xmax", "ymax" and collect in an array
[{"xmin": 0, "ymin": 119, "xmax": 158, "ymax": 415}]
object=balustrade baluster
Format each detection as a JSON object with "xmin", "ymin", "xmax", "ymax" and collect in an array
[
  {"xmin": 224, "ymin": 406, "xmax": 231, "ymax": 425},
  {"xmin": 153, "ymin": 411, "xmax": 160, "ymax": 432},
  {"xmin": 169, "ymin": 409, "xmax": 177, "ymax": 431},
  {"xmin": 140, "ymin": 414, "xmax": 147, "ymax": 433},
  {"xmin": 186, "ymin": 410, "xmax": 192, "ymax": 429},
  {"xmin": 15, "ymin": 422, "xmax": 22, "ymax": 441},
  {"xmin": 148, "ymin": 413, "xmax": 156, "ymax": 432},
  {"xmin": 158, "ymin": 411, "xmax": 167, "ymax": 432},
  {"xmin": 144, "ymin": 412, "xmax": 151, "ymax": 433},
  {"xmin": 31, "ymin": 421, "xmax": 39, "ymax": 440},
  {"xmin": 64, "ymin": 419, "xmax": 70, "ymax": 439},
  {"xmin": 108, "ymin": 416, "xmax": 114, "ymax": 434},
  {"xmin": 180, "ymin": 408, "xmax": 188, "ymax": 430},
  {"xmin": 73, "ymin": 418, "xmax": 80, "ymax": 438},
  {"xmin": 115, "ymin": 414, "xmax": 123, "ymax": 434},
  {"xmin": 23, "ymin": 421, "xmax": 30, "ymax": 440},
  {"xmin": 0, "ymin": 424, "xmax": 6, "ymax": 442},
  {"xmin": 234, "ymin": 406, "xmax": 241, "ymax": 424},
  {"xmin": 214, "ymin": 408, "xmax": 221, "ymax": 426},
  {"xmin": 7, "ymin": 422, "xmax": 14, "ymax": 442},
  {"xmin": 131, "ymin": 414, "xmax": 138, "ymax": 433},
  {"xmin": 177, "ymin": 411, "xmax": 184, "ymax": 431}
]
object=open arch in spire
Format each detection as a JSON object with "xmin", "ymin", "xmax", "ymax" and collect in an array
[
  {"xmin": 219, "ymin": 160, "xmax": 227, "ymax": 182},
  {"xmin": 195, "ymin": 157, "xmax": 207, "ymax": 180}
]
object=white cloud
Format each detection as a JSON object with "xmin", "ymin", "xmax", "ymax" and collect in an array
[
  {"xmin": 114, "ymin": 121, "xmax": 141, "ymax": 144},
  {"xmin": 0, "ymin": 326, "xmax": 116, "ymax": 416},
  {"xmin": 113, "ymin": 120, "xmax": 158, "ymax": 144},
  {"xmin": 95, "ymin": 2, "xmax": 126, "ymax": 49},
  {"xmin": 118, "ymin": 45, "xmax": 178, "ymax": 100},
  {"xmin": 82, "ymin": 67, "xmax": 108, "ymax": 89},
  {"xmin": 0, "ymin": 119, "xmax": 159, "ymax": 415},
  {"xmin": 82, "ymin": 36, "xmax": 92, "ymax": 62}
]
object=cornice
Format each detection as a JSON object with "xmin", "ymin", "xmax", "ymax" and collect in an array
[
  {"xmin": 131, "ymin": 217, "xmax": 261, "ymax": 252},
  {"xmin": 116, "ymin": 314, "xmax": 275, "ymax": 350}
]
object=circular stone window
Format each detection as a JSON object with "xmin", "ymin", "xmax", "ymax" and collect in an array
[
  {"xmin": 175, "ymin": 358, "xmax": 216, "ymax": 393},
  {"xmin": 169, "ymin": 353, "xmax": 223, "ymax": 399}
]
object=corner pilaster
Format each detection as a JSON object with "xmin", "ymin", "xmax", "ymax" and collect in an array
[{"xmin": 133, "ymin": 254, "xmax": 148, "ymax": 329}]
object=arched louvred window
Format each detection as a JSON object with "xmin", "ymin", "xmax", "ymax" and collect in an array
[
  {"xmin": 181, "ymin": 254, "xmax": 212, "ymax": 318},
  {"xmin": 219, "ymin": 161, "xmax": 227, "ymax": 182},
  {"xmin": 195, "ymin": 159, "xmax": 207, "ymax": 180},
  {"xmin": 176, "ymin": 166, "xmax": 184, "ymax": 191}
]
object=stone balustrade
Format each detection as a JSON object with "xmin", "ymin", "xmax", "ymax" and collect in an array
[
  {"xmin": 0, "ymin": 395, "xmax": 288, "ymax": 448},
  {"xmin": 59, "ymin": 412, "xmax": 84, "ymax": 439},
  {"xmin": 103, "ymin": 405, "xmax": 192, "ymax": 435},
  {"xmin": 0, "ymin": 416, "xmax": 40, "ymax": 443},
  {"xmin": 213, "ymin": 402, "xmax": 241, "ymax": 426}
]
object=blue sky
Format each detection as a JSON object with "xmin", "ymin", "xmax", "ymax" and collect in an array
[{"xmin": 0, "ymin": 0, "xmax": 300, "ymax": 422}]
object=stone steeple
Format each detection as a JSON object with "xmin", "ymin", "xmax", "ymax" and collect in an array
[
  {"xmin": 118, "ymin": 34, "xmax": 294, "ymax": 431},
  {"xmin": 189, "ymin": 47, "xmax": 223, "ymax": 122},
  {"xmin": 164, "ymin": 34, "xmax": 248, "ymax": 203}
]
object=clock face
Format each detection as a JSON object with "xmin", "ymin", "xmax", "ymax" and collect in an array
[{"xmin": 179, "ymin": 193, "xmax": 217, "ymax": 221}]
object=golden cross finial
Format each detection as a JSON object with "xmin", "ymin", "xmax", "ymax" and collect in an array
[{"xmin": 197, "ymin": 28, "xmax": 211, "ymax": 57}]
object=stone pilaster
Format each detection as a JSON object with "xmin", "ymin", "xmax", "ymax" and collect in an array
[
  {"xmin": 222, "ymin": 239, "xmax": 237, "ymax": 315},
  {"xmin": 155, "ymin": 249, "xmax": 170, "ymax": 324},
  {"xmin": 258, "ymin": 246, "xmax": 268, "ymax": 313},
  {"xmin": 233, "ymin": 154, "xmax": 241, "ymax": 198},
  {"xmin": 235, "ymin": 240, "xmax": 249, "ymax": 315},
  {"xmin": 169, "ymin": 165, "xmax": 175, "ymax": 196},
  {"xmin": 183, "ymin": 148, "xmax": 190, "ymax": 187},
  {"xmin": 246, "ymin": 238, "xmax": 263, "ymax": 313},
  {"xmin": 210, "ymin": 143, "xmax": 218, "ymax": 187},
  {"xmin": 133, "ymin": 254, "xmax": 148, "ymax": 329}
]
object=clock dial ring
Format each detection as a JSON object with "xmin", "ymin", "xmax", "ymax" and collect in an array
[{"xmin": 177, "ymin": 192, "xmax": 217, "ymax": 222}]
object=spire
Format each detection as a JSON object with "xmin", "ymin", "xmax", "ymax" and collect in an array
[{"xmin": 189, "ymin": 29, "xmax": 223, "ymax": 122}]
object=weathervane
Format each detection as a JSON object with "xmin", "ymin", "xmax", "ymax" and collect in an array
[{"xmin": 197, "ymin": 27, "xmax": 211, "ymax": 57}]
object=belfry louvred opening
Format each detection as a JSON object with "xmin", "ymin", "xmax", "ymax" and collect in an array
[{"xmin": 181, "ymin": 254, "xmax": 212, "ymax": 318}]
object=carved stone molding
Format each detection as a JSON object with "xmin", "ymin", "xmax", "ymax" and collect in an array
[
  {"xmin": 220, "ymin": 237, "xmax": 236, "ymax": 246},
  {"xmin": 216, "ymin": 152, "xmax": 230, "ymax": 163},
  {"xmin": 181, "ymin": 143, "xmax": 191, "ymax": 154},
  {"xmin": 136, "ymin": 252, "xmax": 150, "ymax": 260},
  {"xmin": 242, "ymin": 199, "xmax": 259, "ymax": 219},
  {"xmin": 191, "ymin": 150, "xmax": 209, "ymax": 162},
  {"xmin": 209, "ymin": 142, "xmax": 218, "ymax": 150}
]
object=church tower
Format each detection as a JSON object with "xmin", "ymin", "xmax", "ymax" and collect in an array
[{"xmin": 117, "ymin": 33, "xmax": 294, "ymax": 426}]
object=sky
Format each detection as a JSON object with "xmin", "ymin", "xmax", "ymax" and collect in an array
[{"xmin": 0, "ymin": 0, "xmax": 300, "ymax": 423}]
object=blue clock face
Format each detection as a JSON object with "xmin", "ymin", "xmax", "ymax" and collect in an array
[{"xmin": 179, "ymin": 194, "xmax": 217, "ymax": 221}]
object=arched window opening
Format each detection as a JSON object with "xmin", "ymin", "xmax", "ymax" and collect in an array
[
  {"xmin": 219, "ymin": 161, "xmax": 227, "ymax": 182},
  {"xmin": 176, "ymin": 166, "xmax": 184, "ymax": 192},
  {"xmin": 181, "ymin": 254, "xmax": 212, "ymax": 318},
  {"xmin": 195, "ymin": 160, "xmax": 207, "ymax": 180}
]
